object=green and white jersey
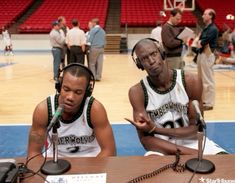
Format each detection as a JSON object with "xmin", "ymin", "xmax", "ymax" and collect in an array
[
  {"xmin": 141, "ymin": 70, "xmax": 226, "ymax": 154},
  {"xmin": 46, "ymin": 94, "xmax": 101, "ymax": 157},
  {"xmin": 141, "ymin": 69, "xmax": 189, "ymax": 142}
]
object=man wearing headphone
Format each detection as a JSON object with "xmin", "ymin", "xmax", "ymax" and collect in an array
[
  {"xmin": 27, "ymin": 63, "xmax": 116, "ymax": 159},
  {"xmin": 126, "ymin": 38, "xmax": 226, "ymax": 156}
]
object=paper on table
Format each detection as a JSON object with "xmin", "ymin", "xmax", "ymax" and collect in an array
[
  {"xmin": 45, "ymin": 173, "xmax": 106, "ymax": 183},
  {"xmin": 177, "ymin": 27, "xmax": 194, "ymax": 40}
]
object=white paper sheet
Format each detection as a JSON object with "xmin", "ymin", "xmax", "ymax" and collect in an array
[
  {"xmin": 45, "ymin": 173, "xmax": 106, "ymax": 183},
  {"xmin": 177, "ymin": 27, "xmax": 194, "ymax": 40}
]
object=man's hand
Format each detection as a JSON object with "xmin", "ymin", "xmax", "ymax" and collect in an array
[
  {"xmin": 125, "ymin": 113, "xmax": 156, "ymax": 133},
  {"xmin": 197, "ymin": 40, "xmax": 202, "ymax": 48}
]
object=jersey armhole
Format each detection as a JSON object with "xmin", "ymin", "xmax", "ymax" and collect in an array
[
  {"xmin": 181, "ymin": 70, "xmax": 186, "ymax": 90},
  {"xmin": 140, "ymin": 80, "xmax": 148, "ymax": 108},
  {"xmin": 46, "ymin": 94, "xmax": 59, "ymax": 126},
  {"xmin": 87, "ymin": 97, "xmax": 95, "ymax": 129},
  {"xmin": 47, "ymin": 97, "xmax": 52, "ymax": 127}
]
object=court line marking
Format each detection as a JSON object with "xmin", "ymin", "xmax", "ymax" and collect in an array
[{"xmin": 0, "ymin": 120, "xmax": 235, "ymax": 126}]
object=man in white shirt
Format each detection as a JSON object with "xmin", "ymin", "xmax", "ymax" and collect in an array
[
  {"xmin": 66, "ymin": 19, "xmax": 86, "ymax": 64},
  {"xmin": 150, "ymin": 21, "xmax": 162, "ymax": 43}
]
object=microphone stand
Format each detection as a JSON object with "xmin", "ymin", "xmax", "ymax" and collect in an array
[
  {"xmin": 185, "ymin": 121, "xmax": 215, "ymax": 173},
  {"xmin": 41, "ymin": 121, "xmax": 71, "ymax": 175}
]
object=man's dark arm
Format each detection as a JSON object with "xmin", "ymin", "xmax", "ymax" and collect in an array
[{"xmin": 200, "ymin": 26, "xmax": 218, "ymax": 47}]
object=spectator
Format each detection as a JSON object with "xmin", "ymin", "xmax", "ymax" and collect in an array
[
  {"xmin": 161, "ymin": 8, "xmax": 185, "ymax": 69},
  {"xmin": 231, "ymin": 27, "xmax": 235, "ymax": 56},
  {"xmin": 87, "ymin": 18, "xmax": 106, "ymax": 81},
  {"xmin": 197, "ymin": 9, "xmax": 218, "ymax": 111},
  {"xmin": 85, "ymin": 21, "xmax": 94, "ymax": 65},
  {"xmin": 66, "ymin": 19, "xmax": 86, "ymax": 64},
  {"xmin": 58, "ymin": 16, "xmax": 70, "ymax": 66},
  {"xmin": 1, "ymin": 26, "xmax": 13, "ymax": 56},
  {"xmin": 49, "ymin": 20, "xmax": 65, "ymax": 81},
  {"xmin": 150, "ymin": 21, "xmax": 162, "ymax": 43}
]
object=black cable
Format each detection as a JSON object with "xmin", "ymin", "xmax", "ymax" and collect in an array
[
  {"xmin": 17, "ymin": 131, "xmax": 52, "ymax": 182},
  {"xmin": 127, "ymin": 149, "xmax": 185, "ymax": 183},
  {"xmin": 17, "ymin": 164, "xmax": 49, "ymax": 183}
]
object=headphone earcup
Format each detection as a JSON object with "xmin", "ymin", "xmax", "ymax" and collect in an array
[
  {"xmin": 55, "ymin": 77, "xmax": 62, "ymax": 93},
  {"xmin": 160, "ymin": 49, "xmax": 166, "ymax": 60},
  {"xmin": 136, "ymin": 58, "xmax": 144, "ymax": 70},
  {"xmin": 86, "ymin": 84, "xmax": 93, "ymax": 97}
]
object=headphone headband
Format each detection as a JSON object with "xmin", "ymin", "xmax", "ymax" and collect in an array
[{"xmin": 131, "ymin": 38, "xmax": 166, "ymax": 70}]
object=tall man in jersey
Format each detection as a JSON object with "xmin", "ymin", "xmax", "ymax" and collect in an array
[{"xmin": 126, "ymin": 38, "xmax": 226, "ymax": 156}]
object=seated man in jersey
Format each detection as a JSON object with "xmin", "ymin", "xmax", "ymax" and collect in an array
[
  {"xmin": 126, "ymin": 38, "xmax": 226, "ymax": 156},
  {"xmin": 27, "ymin": 63, "xmax": 116, "ymax": 158}
]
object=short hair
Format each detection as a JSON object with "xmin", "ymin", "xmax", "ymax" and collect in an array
[
  {"xmin": 63, "ymin": 65, "xmax": 91, "ymax": 85},
  {"xmin": 71, "ymin": 19, "xmax": 79, "ymax": 26},
  {"xmin": 208, "ymin": 9, "xmax": 216, "ymax": 21},
  {"xmin": 58, "ymin": 16, "xmax": 65, "ymax": 23},
  {"xmin": 156, "ymin": 20, "xmax": 162, "ymax": 26},
  {"xmin": 91, "ymin": 18, "xmax": 100, "ymax": 25},
  {"xmin": 170, "ymin": 8, "xmax": 182, "ymax": 16}
]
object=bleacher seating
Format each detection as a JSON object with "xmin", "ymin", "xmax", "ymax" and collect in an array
[
  {"xmin": 19, "ymin": 0, "xmax": 109, "ymax": 33},
  {"xmin": 0, "ymin": 0, "xmax": 34, "ymax": 30},
  {"xmin": 196, "ymin": 0, "xmax": 235, "ymax": 31},
  {"xmin": 121, "ymin": 0, "xmax": 197, "ymax": 27}
]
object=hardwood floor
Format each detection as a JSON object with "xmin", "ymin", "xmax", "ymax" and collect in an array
[{"xmin": 0, "ymin": 53, "xmax": 235, "ymax": 124}]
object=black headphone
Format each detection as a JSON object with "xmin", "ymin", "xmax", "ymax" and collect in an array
[
  {"xmin": 55, "ymin": 63, "xmax": 95, "ymax": 97},
  {"xmin": 131, "ymin": 38, "xmax": 166, "ymax": 70}
]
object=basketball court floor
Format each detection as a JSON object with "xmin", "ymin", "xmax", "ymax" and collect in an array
[{"xmin": 0, "ymin": 52, "xmax": 235, "ymax": 157}]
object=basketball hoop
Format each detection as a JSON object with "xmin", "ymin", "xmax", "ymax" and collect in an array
[
  {"xmin": 175, "ymin": 0, "xmax": 185, "ymax": 11},
  {"xmin": 164, "ymin": 0, "xmax": 195, "ymax": 11}
]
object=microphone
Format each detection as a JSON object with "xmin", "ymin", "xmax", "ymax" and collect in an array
[
  {"xmin": 185, "ymin": 100, "xmax": 215, "ymax": 174},
  {"xmin": 47, "ymin": 105, "xmax": 64, "ymax": 132},
  {"xmin": 42, "ymin": 104, "xmax": 70, "ymax": 175},
  {"xmin": 192, "ymin": 100, "xmax": 206, "ymax": 129}
]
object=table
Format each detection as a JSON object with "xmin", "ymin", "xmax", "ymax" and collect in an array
[{"xmin": 16, "ymin": 154, "xmax": 235, "ymax": 183}]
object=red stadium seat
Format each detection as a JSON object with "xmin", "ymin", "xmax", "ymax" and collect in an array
[
  {"xmin": 0, "ymin": 0, "xmax": 34, "ymax": 29},
  {"xmin": 19, "ymin": 0, "xmax": 109, "ymax": 33}
]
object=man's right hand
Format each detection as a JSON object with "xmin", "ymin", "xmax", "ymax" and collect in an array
[{"xmin": 125, "ymin": 113, "xmax": 156, "ymax": 133}]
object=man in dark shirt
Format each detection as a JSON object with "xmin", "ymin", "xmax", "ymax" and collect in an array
[
  {"xmin": 161, "ymin": 8, "xmax": 185, "ymax": 69},
  {"xmin": 197, "ymin": 8, "xmax": 218, "ymax": 111}
]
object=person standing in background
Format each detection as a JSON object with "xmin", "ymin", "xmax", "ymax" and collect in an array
[
  {"xmin": 197, "ymin": 9, "xmax": 218, "ymax": 111},
  {"xmin": 66, "ymin": 19, "xmax": 86, "ymax": 64},
  {"xmin": 58, "ymin": 16, "xmax": 70, "ymax": 67},
  {"xmin": 85, "ymin": 21, "xmax": 94, "ymax": 65},
  {"xmin": 49, "ymin": 20, "xmax": 65, "ymax": 81},
  {"xmin": 1, "ymin": 26, "xmax": 13, "ymax": 56},
  {"xmin": 150, "ymin": 21, "xmax": 162, "ymax": 43},
  {"xmin": 87, "ymin": 18, "xmax": 106, "ymax": 81},
  {"xmin": 161, "ymin": 8, "xmax": 185, "ymax": 69}
]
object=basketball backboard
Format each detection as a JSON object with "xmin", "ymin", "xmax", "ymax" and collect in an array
[{"xmin": 164, "ymin": 0, "xmax": 195, "ymax": 11}]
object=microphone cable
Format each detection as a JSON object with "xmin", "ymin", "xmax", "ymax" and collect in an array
[
  {"xmin": 127, "ymin": 149, "xmax": 185, "ymax": 183},
  {"xmin": 17, "ymin": 131, "xmax": 53, "ymax": 183}
]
